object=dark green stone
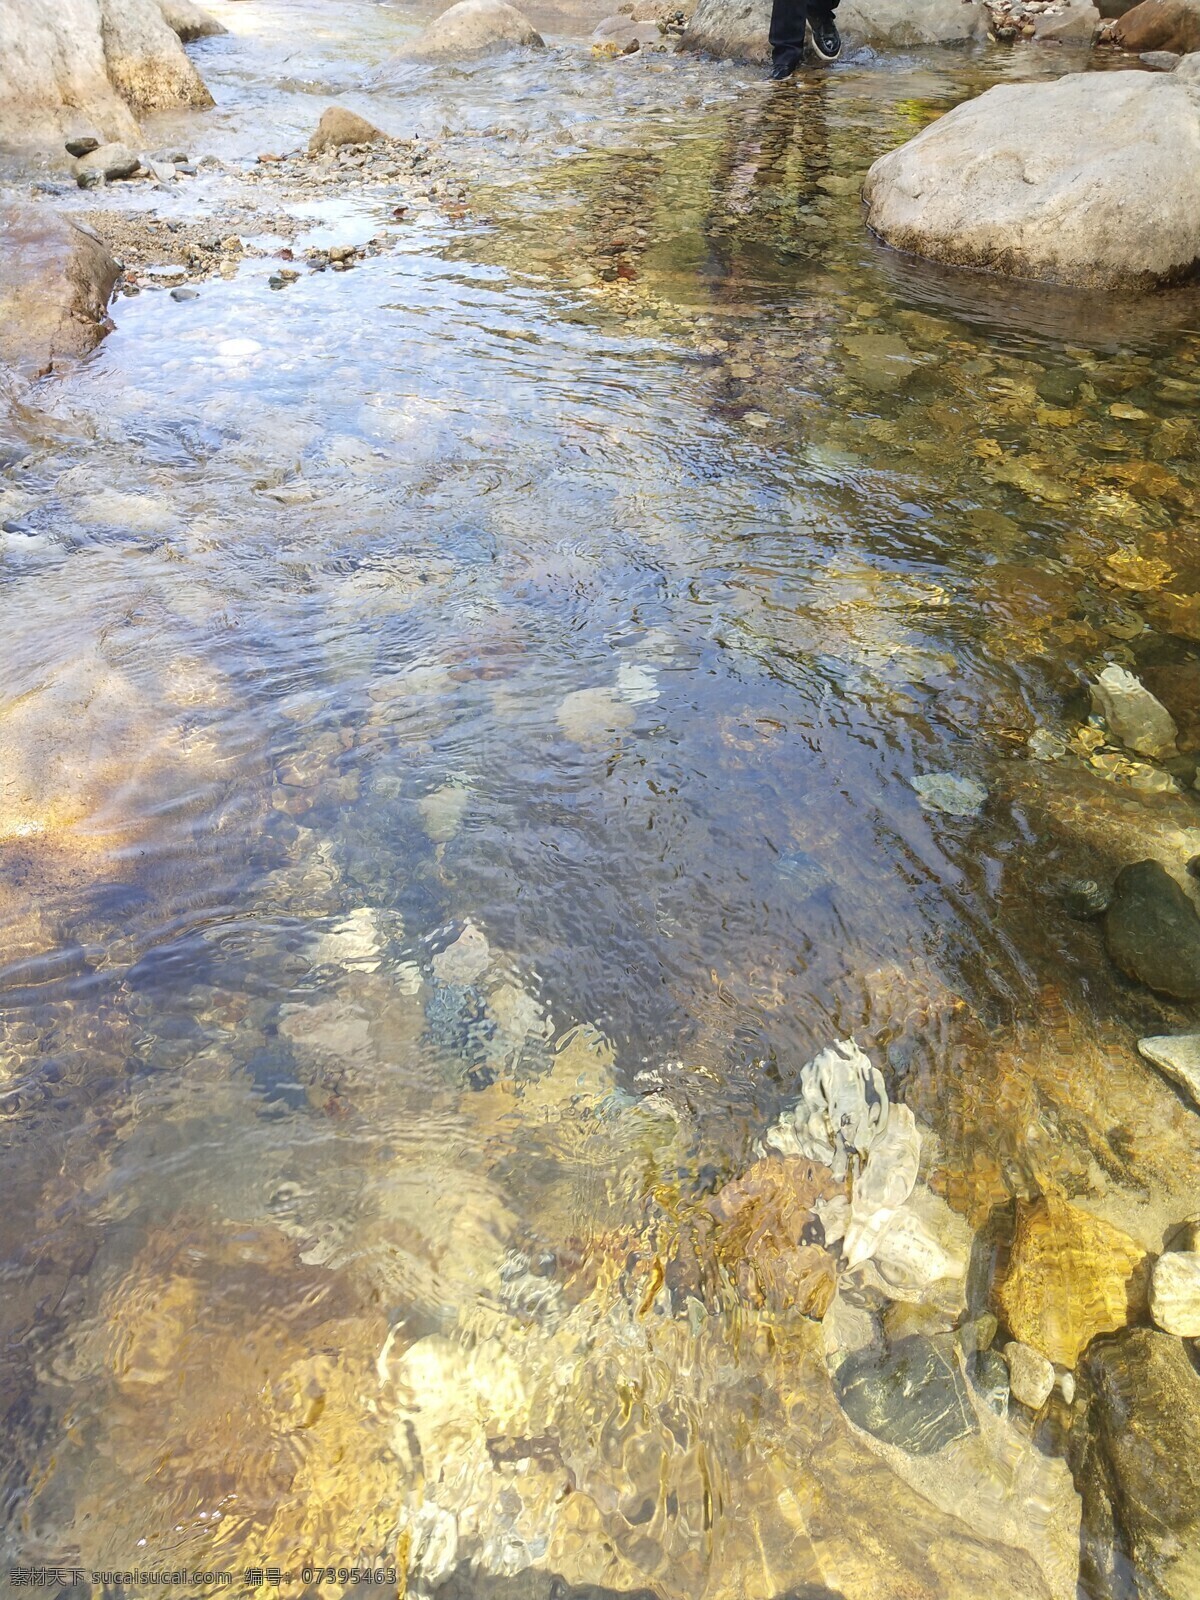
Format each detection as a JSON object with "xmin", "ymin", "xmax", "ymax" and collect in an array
[
  {"xmin": 835, "ymin": 1333, "xmax": 978, "ymax": 1455},
  {"xmin": 1072, "ymin": 1328, "xmax": 1200, "ymax": 1600},
  {"xmin": 1061, "ymin": 877, "xmax": 1110, "ymax": 921},
  {"xmin": 968, "ymin": 1348, "xmax": 1011, "ymax": 1418},
  {"xmin": 1104, "ymin": 860, "xmax": 1200, "ymax": 1001}
]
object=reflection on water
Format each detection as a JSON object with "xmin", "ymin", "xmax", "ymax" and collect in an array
[{"xmin": 3, "ymin": 4, "xmax": 1200, "ymax": 1596}]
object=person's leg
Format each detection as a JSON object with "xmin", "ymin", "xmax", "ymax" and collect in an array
[
  {"xmin": 808, "ymin": 0, "xmax": 842, "ymax": 61},
  {"xmin": 768, "ymin": 0, "xmax": 809, "ymax": 76}
]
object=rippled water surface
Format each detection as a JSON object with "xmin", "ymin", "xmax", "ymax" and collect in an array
[{"xmin": 3, "ymin": 4, "xmax": 1200, "ymax": 1596}]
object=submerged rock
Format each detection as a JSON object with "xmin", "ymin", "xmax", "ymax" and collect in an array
[
  {"xmin": 842, "ymin": 1101, "xmax": 921, "ymax": 1265},
  {"xmin": 1137, "ymin": 1033, "xmax": 1200, "ymax": 1108},
  {"xmin": 836, "ymin": 1332, "xmax": 979, "ymax": 1454},
  {"xmin": 870, "ymin": 1197, "xmax": 968, "ymax": 1297},
  {"xmin": 1149, "ymin": 1249, "xmax": 1200, "ymax": 1335},
  {"xmin": 394, "ymin": 0, "xmax": 545, "ymax": 60},
  {"xmin": 309, "ymin": 105, "xmax": 387, "ymax": 154},
  {"xmin": 432, "ymin": 921, "xmax": 491, "ymax": 985},
  {"xmin": 1090, "ymin": 665, "xmax": 1178, "ymax": 759},
  {"xmin": 1004, "ymin": 1340, "xmax": 1055, "ymax": 1411},
  {"xmin": 911, "ymin": 772, "xmax": 988, "ymax": 817},
  {"xmin": 395, "ymin": 1304, "xmax": 1052, "ymax": 1599},
  {"xmin": 862, "ymin": 73, "xmax": 1200, "ymax": 291},
  {"xmin": 0, "ymin": 207, "xmax": 119, "ymax": 377},
  {"xmin": 1105, "ymin": 860, "xmax": 1200, "ymax": 1000},
  {"xmin": 1073, "ymin": 1328, "xmax": 1200, "ymax": 1600},
  {"xmin": 1061, "ymin": 878, "xmax": 1111, "ymax": 921},
  {"xmin": 707, "ymin": 1156, "xmax": 839, "ymax": 1316},
  {"xmin": 993, "ymin": 1192, "xmax": 1146, "ymax": 1367},
  {"xmin": 556, "ymin": 685, "xmax": 636, "ymax": 743},
  {"xmin": 761, "ymin": 1037, "xmax": 888, "ymax": 1179}
]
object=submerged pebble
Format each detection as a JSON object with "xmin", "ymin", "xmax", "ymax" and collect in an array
[{"xmin": 911, "ymin": 772, "xmax": 988, "ymax": 817}]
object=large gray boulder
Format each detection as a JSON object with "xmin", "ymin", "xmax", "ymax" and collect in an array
[
  {"xmin": 681, "ymin": 0, "xmax": 986, "ymax": 60},
  {"xmin": 393, "ymin": 0, "xmax": 544, "ymax": 60},
  {"xmin": 1180, "ymin": 46, "xmax": 1200, "ymax": 67},
  {"xmin": 0, "ymin": 0, "xmax": 212, "ymax": 151},
  {"xmin": 862, "ymin": 71, "xmax": 1200, "ymax": 290},
  {"xmin": 0, "ymin": 206, "xmax": 120, "ymax": 378}
]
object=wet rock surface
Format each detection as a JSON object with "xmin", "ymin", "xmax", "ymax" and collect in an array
[
  {"xmin": 1072, "ymin": 1329, "xmax": 1200, "ymax": 1600},
  {"xmin": 0, "ymin": 206, "xmax": 120, "ymax": 376},
  {"xmin": 1105, "ymin": 860, "xmax": 1200, "ymax": 1000},
  {"xmin": 75, "ymin": 142, "xmax": 141, "ymax": 187},
  {"xmin": 309, "ymin": 105, "xmax": 388, "ymax": 154}
]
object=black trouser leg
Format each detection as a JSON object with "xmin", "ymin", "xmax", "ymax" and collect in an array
[{"xmin": 768, "ymin": 0, "xmax": 809, "ymax": 69}]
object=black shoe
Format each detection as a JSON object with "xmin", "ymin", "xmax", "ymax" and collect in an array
[
  {"xmin": 809, "ymin": 13, "xmax": 842, "ymax": 59},
  {"xmin": 768, "ymin": 50, "xmax": 801, "ymax": 78}
]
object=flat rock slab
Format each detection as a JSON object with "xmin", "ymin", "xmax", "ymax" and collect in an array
[
  {"xmin": 1105, "ymin": 860, "xmax": 1200, "ymax": 1000},
  {"xmin": 863, "ymin": 71, "xmax": 1200, "ymax": 290},
  {"xmin": 0, "ymin": 205, "xmax": 119, "ymax": 377}
]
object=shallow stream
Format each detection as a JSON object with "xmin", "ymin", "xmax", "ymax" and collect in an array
[{"xmin": 2, "ymin": 4, "xmax": 1200, "ymax": 1596}]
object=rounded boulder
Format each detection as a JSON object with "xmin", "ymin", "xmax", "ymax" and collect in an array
[
  {"xmin": 394, "ymin": 0, "xmax": 545, "ymax": 61},
  {"xmin": 862, "ymin": 71, "xmax": 1200, "ymax": 290}
]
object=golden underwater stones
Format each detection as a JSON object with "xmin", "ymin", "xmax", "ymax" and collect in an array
[
  {"xmin": 994, "ymin": 1192, "xmax": 1147, "ymax": 1367},
  {"xmin": 705, "ymin": 1155, "xmax": 840, "ymax": 1317}
]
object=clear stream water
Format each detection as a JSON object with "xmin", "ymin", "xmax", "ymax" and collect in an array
[{"xmin": 2, "ymin": 4, "xmax": 1199, "ymax": 1595}]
